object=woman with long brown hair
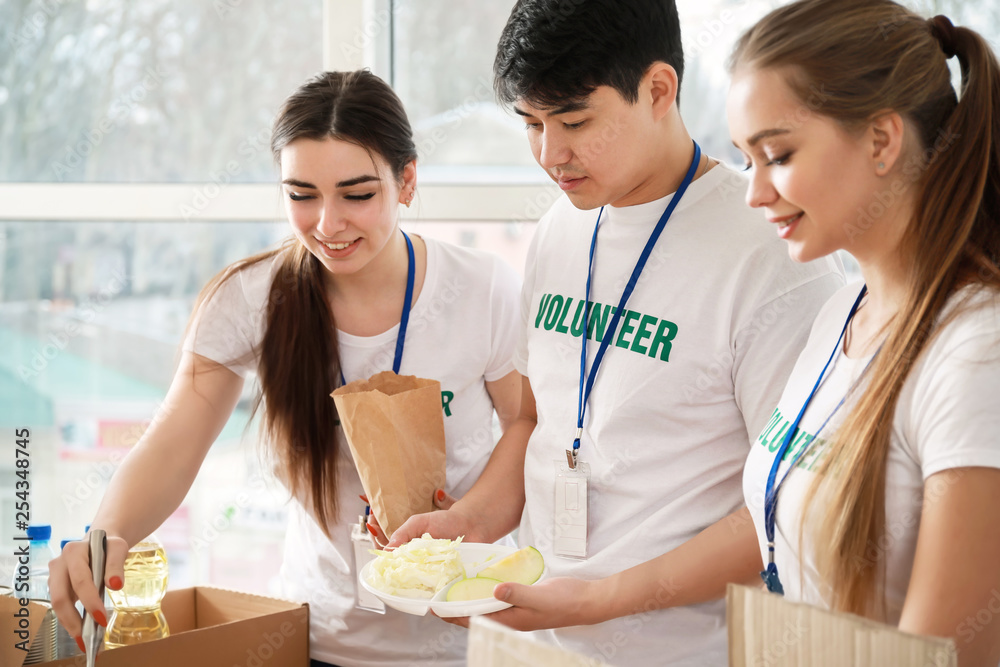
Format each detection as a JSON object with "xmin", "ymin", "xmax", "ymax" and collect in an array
[
  {"xmin": 459, "ymin": 2, "xmax": 1000, "ymax": 664},
  {"xmin": 47, "ymin": 70, "xmax": 522, "ymax": 666}
]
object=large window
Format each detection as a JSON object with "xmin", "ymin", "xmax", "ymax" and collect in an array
[
  {"xmin": 1, "ymin": 0, "xmax": 322, "ymax": 183},
  {"xmin": 0, "ymin": 0, "xmax": 325, "ymax": 593},
  {"xmin": 0, "ymin": 220, "xmax": 291, "ymax": 589},
  {"xmin": 392, "ymin": 0, "xmax": 537, "ymax": 175}
]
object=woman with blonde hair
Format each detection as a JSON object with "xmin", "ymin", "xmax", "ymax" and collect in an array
[
  {"xmin": 478, "ymin": 2, "xmax": 1000, "ymax": 664},
  {"xmin": 729, "ymin": 0, "xmax": 1000, "ymax": 658}
]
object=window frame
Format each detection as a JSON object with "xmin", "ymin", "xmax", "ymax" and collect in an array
[{"xmin": 0, "ymin": 0, "xmax": 557, "ymax": 226}]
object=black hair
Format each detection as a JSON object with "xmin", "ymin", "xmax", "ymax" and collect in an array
[{"xmin": 494, "ymin": 0, "xmax": 684, "ymax": 109}]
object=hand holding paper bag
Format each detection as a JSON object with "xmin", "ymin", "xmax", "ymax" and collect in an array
[{"xmin": 332, "ymin": 371, "xmax": 447, "ymax": 538}]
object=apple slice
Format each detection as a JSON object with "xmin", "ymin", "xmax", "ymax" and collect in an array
[
  {"xmin": 446, "ymin": 576, "xmax": 503, "ymax": 602},
  {"xmin": 477, "ymin": 546, "xmax": 544, "ymax": 585}
]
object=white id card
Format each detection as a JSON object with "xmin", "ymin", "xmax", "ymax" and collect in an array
[
  {"xmin": 553, "ymin": 460, "xmax": 590, "ymax": 559},
  {"xmin": 350, "ymin": 519, "xmax": 385, "ymax": 613}
]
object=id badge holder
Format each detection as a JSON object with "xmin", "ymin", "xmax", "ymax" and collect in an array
[
  {"xmin": 350, "ymin": 517, "xmax": 386, "ymax": 613},
  {"xmin": 553, "ymin": 456, "xmax": 590, "ymax": 560}
]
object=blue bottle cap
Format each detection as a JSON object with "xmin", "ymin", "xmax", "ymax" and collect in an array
[
  {"xmin": 60, "ymin": 539, "xmax": 75, "ymax": 550},
  {"xmin": 27, "ymin": 525, "xmax": 52, "ymax": 541}
]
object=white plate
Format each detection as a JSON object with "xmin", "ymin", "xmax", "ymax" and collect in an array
[{"xmin": 359, "ymin": 542, "xmax": 542, "ymax": 617}]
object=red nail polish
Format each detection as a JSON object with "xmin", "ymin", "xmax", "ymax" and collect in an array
[
  {"xmin": 109, "ymin": 576, "xmax": 123, "ymax": 590},
  {"xmin": 76, "ymin": 636, "xmax": 86, "ymax": 653},
  {"xmin": 366, "ymin": 523, "xmax": 377, "ymax": 536},
  {"xmin": 93, "ymin": 610, "xmax": 107, "ymax": 627},
  {"xmin": 359, "ymin": 494, "xmax": 369, "ymax": 504},
  {"xmin": 436, "ymin": 489, "xmax": 445, "ymax": 502}
]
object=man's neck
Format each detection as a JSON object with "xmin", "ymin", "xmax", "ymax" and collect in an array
[{"xmin": 609, "ymin": 126, "xmax": 713, "ymax": 208}]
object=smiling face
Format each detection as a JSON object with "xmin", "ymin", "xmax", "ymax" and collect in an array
[
  {"xmin": 280, "ymin": 137, "xmax": 415, "ymax": 279},
  {"xmin": 728, "ymin": 67, "xmax": 886, "ymax": 263},
  {"xmin": 515, "ymin": 83, "xmax": 670, "ymax": 210}
]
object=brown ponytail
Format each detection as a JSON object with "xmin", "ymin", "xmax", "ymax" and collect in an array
[{"xmin": 732, "ymin": 0, "xmax": 1000, "ymax": 617}]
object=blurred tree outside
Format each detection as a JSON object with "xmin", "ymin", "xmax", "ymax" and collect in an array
[{"xmin": 0, "ymin": 0, "xmax": 321, "ymax": 183}]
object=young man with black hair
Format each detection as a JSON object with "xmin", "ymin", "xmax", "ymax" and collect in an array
[{"xmin": 389, "ymin": 1, "xmax": 843, "ymax": 664}]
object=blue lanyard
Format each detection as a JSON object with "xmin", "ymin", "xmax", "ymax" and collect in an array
[
  {"xmin": 339, "ymin": 230, "xmax": 416, "ymax": 386},
  {"xmin": 761, "ymin": 285, "xmax": 869, "ymax": 595},
  {"xmin": 570, "ymin": 141, "xmax": 702, "ymax": 468}
]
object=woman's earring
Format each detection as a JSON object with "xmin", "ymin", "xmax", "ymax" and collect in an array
[
  {"xmin": 877, "ymin": 162, "xmax": 886, "ymax": 171},
  {"xmin": 405, "ymin": 194, "xmax": 414, "ymax": 208}
]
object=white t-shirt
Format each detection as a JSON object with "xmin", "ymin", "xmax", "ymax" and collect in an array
[
  {"xmin": 185, "ymin": 237, "xmax": 521, "ymax": 666},
  {"xmin": 514, "ymin": 163, "xmax": 845, "ymax": 666},
  {"xmin": 744, "ymin": 281, "xmax": 1000, "ymax": 624}
]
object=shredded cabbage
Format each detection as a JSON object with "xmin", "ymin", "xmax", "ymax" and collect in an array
[{"xmin": 367, "ymin": 534, "xmax": 466, "ymax": 599}]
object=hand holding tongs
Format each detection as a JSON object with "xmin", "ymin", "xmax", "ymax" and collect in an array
[{"xmin": 82, "ymin": 529, "xmax": 107, "ymax": 667}]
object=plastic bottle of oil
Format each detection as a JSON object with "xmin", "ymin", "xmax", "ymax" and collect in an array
[{"xmin": 104, "ymin": 533, "xmax": 170, "ymax": 649}]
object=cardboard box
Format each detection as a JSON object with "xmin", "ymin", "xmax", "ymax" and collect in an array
[
  {"xmin": 727, "ymin": 584, "xmax": 957, "ymax": 666},
  {"xmin": 467, "ymin": 616, "xmax": 607, "ymax": 666},
  {"xmin": 2, "ymin": 586, "xmax": 309, "ymax": 667}
]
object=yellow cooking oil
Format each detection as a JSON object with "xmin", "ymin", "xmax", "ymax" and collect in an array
[{"xmin": 104, "ymin": 538, "xmax": 170, "ymax": 649}]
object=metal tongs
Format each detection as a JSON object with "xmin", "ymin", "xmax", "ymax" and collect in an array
[{"xmin": 82, "ymin": 529, "xmax": 107, "ymax": 667}]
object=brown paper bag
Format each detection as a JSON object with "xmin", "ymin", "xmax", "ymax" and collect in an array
[{"xmin": 332, "ymin": 370, "xmax": 447, "ymax": 537}]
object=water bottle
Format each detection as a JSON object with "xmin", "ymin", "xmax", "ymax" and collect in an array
[
  {"xmin": 13, "ymin": 525, "xmax": 58, "ymax": 664},
  {"xmin": 11, "ymin": 525, "xmax": 55, "ymax": 600},
  {"xmin": 104, "ymin": 533, "xmax": 170, "ymax": 649}
]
